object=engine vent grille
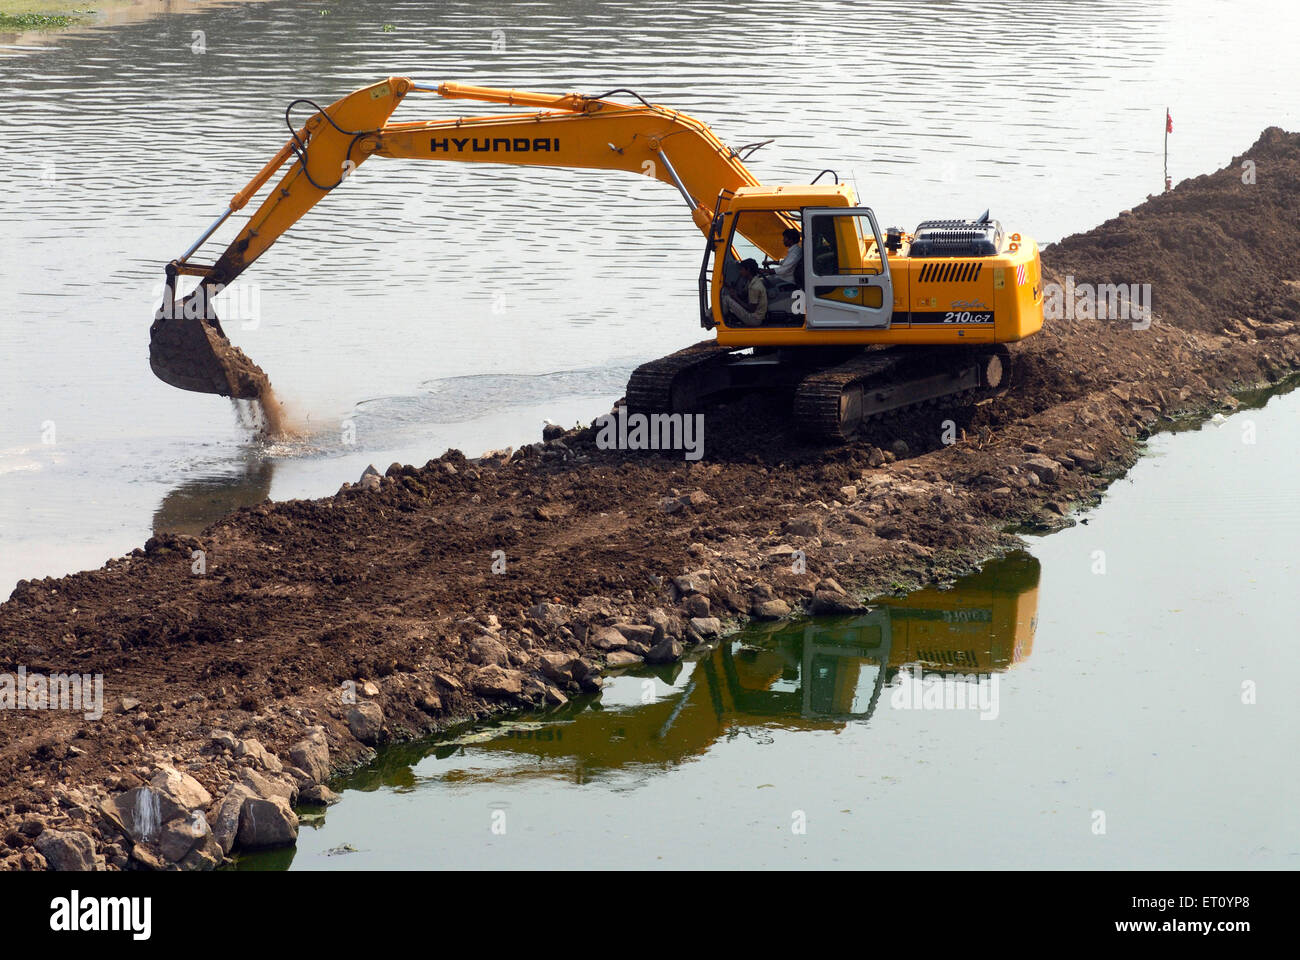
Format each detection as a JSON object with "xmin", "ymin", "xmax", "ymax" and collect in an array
[{"xmin": 918, "ymin": 261, "xmax": 983, "ymax": 283}]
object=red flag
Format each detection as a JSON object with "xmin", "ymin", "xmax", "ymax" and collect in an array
[{"xmin": 1166, "ymin": 109, "xmax": 1173, "ymax": 134}]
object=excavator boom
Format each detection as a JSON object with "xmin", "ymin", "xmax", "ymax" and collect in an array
[{"xmin": 150, "ymin": 78, "xmax": 789, "ymax": 397}]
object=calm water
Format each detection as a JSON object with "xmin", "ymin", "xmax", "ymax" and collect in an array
[
  {"xmin": 3, "ymin": 0, "xmax": 1300, "ymax": 590},
  {"xmin": 234, "ymin": 386, "xmax": 1300, "ymax": 870}
]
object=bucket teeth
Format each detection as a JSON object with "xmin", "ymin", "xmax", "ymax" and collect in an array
[{"xmin": 149, "ymin": 292, "xmax": 268, "ymax": 399}]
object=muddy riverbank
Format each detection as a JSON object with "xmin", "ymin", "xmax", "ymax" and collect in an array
[{"xmin": 1, "ymin": 128, "xmax": 1297, "ymax": 870}]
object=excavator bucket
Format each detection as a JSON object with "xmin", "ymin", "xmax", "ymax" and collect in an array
[{"xmin": 149, "ymin": 281, "xmax": 269, "ymax": 399}]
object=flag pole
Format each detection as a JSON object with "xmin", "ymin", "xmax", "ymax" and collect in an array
[{"xmin": 1164, "ymin": 107, "xmax": 1170, "ymax": 192}]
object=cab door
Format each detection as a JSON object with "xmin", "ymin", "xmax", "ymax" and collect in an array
[{"xmin": 801, "ymin": 207, "xmax": 893, "ymax": 329}]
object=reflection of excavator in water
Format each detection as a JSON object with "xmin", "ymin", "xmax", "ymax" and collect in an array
[
  {"xmin": 152, "ymin": 78, "xmax": 1044, "ymax": 440},
  {"xmin": 436, "ymin": 554, "xmax": 1041, "ymax": 778}
]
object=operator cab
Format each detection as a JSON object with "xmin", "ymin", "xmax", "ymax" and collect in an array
[{"xmin": 707, "ymin": 185, "xmax": 893, "ymax": 331}]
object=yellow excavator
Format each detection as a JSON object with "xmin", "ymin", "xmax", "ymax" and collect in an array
[{"xmin": 151, "ymin": 78, "xmax": 1044, "ymax": 439}]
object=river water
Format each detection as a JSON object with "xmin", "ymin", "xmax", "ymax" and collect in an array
[
  {"xmin": 237, "ymin": 384, "xmax": 1300, "ymax": 869},
  {"xmin": 3, "ymin": 0, "xmax": 1300, "ymax": 591}
]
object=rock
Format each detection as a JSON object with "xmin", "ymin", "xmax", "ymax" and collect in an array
[
  {"xmin": 100, "ymin": 788, "xmax": 165, "ymax": 845},
  {"xmin": 289, "ymin": 727, "xmax": 330, "ymax": 783},
  {"xmin": 613, "ymin": 623, "xmax": 657, "ymax": 646},
  {"xmin": 347, "ymin": 701, "xmax": 385, "ymax": 745},
  {"xmin": 208, "ymin": 729, "xmax": 239, "ymax": 752},
  {"xmin": 100, "ymin": 766, "xmax": 211, "ymax": 849},
  {"xmin": 34, "ymin": 829, "xmax": 95, "ymax": 871},
  {"xmin": 470, "ymin": 665, "xmax": 526, "ymax": 698},
  {"xmin": 589, "ymin": 625, "xmax": 629, "ymax": 651},
  {"xmin": 416, "ymin": 693, "xmax": 442, "ymax": 713},
  {"xmin": 234, "ymin": 738, "xmax": 283, "ymax": 773},
  {"xmin": 838, "ymin": 485, "xmax": 858, "ymax": 501},
  {"xmin": 866, "ymin": 447, "xmax": 886, "ymax": 468},
  {"xmin": 816, "ymin": 577, "xmax": 845, "ymax": 594},
  {"xmin": 237, "ymin": 795, "xmax": 298, "ymax": 849},
  {"xmin": 890, "ymin": 439, "xmax": 910, "ymax": 458},
  {"xmin": 533, "ymin": 505, "xmax": 556, "ymax": 521},
  {"xmin": 536, "ymin": 650, "xmax": 581, "ymax": 682},
  {"xmin": 300, "ymin": 783, "xmax": 341, "ymax": 806},
  {"xmin": 179, "ymin": 831, "xmax": 223, "ymax": 871},
  {"xmin": 434, "ymin": 672, "xmax": 463, "ymax": 692},
  {"xmin": 659, "ymin": 497, "xmax": 685, "ymax": 514},
  {"xmin": 528, "ymin": 601, "xmax": 569, "ymax": 626},
  {"xmin": 752, "ymin": 598, "xmax": 791, "ymax": 620},
  {"xmin": 1255, "ymin": 321, "xmax": 1295, "ymax": 339},
  {"xmin": 672, "ymin": 573, "xmax": 710, "ymax": 596},
  {"xmin": 542, "ymin": 422, "xmax": 565, "ymax": 442},
  {"xmin": 646, "ymin": 608, "xmax": 677, "ymax": 639},
  {"xmin": 689, "ymin": 617, "xmax": 722, "ymax": 638},
  {"xmin": 158, "ymin": 814, "xmax": 209, "ymax": 863},
  {"xmin": 119, "ymin": 697, "xmax": 140, "ymax": 713},
  {"xmin": 469, "ymin": 635, "xmax": 511, "ymax": 666},
  {"xmin": 605, "ymin": 650, "xmax": 643, "ymax": 668},
  {"xmin": 150, "ymin": 765, "xmax": 213, "ymax": 819},
  {"xmin": 645, "ymin": 637, "xmax": 684, "ymax": 664},
  {"xmin": 130, "ymin": 843, "xmax": 166, "ymax": 871},
  {"xmin": 684, "ymin": 594, "xmax": 711, "ymax": 618},
  {"xmin": 210, "ymin": 786, "xmax": 253, "ymax": 856},
  {"xmin": 810, "ymin": 591, "xmax": 865, "ymax": 616},
  {"xmin": 1068, "ymin": 449, "xmax": 1099, "ymax": 472},
  {"xmin": 1023, "ymin": 456, "xmax": 1061, "ymax": 484},
  {"xmin": 238, "ymin": 767, "xmax": 298, "ymax": 806}
]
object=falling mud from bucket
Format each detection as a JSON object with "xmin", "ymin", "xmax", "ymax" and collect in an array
[{"xmin": 149, "ymin": 291, "xmax": 292, "ymax": 438}]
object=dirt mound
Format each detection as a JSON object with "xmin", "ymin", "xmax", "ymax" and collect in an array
[{"xmin": 1044, "ymin": 127, "xmax": 1300, "ymax": 332}]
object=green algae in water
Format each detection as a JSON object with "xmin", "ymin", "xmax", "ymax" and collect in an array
[{"xmin": 0, "ymin": 13, "xmax": 85, "ymax": 28}]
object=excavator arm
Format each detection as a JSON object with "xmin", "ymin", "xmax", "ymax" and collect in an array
[{"xmin": 152, "ymin": 77, "xmax": 787, "ymax": 397}]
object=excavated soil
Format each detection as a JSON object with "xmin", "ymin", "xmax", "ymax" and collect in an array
[{"xmin": 2, "ymin": 128, "xmax": 1299, "ymax": 870}]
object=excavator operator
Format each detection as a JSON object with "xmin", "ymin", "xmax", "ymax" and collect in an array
[
  {"xmin": 766, "ymin": 228, "xmax": 803, "ymax": 283},
  {"xmin": 722, "ymin": 258, "xmax": 768, "ymax": 327}
]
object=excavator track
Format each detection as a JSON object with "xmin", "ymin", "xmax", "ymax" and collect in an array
[
  {"xmin": 625, "ymin": 339, "xmax": 1011, "ymax": 442},
  {"xmin": 794, "ymin": 345, "xmax": 1011, "ymax": 442},
  {"xmin": 625, "ymin": 339, "xmax": 735, "ymax": 413}
]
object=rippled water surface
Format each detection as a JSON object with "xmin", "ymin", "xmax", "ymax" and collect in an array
[{"xmin": 3, "ymin": 0, "xmax": 1299, "ymax": 589}]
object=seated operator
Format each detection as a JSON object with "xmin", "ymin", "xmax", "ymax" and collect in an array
[
  {"xmin": 766, "ymin": 228, "xmax": 803, "ymax": 283},
  {"xmin": 721, "ymin": 258, "xmax": 768, "ymax": 327}
]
